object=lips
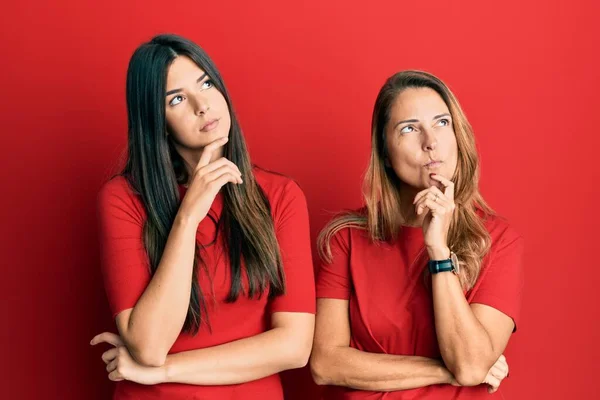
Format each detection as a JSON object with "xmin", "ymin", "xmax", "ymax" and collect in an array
[
  {"xmin": 200, "ymin": 118, "xmax": 219, "ymax": 132},
  {"xmin": 424, "ymin": 160, "xmax": 443, "ymax": 168}
]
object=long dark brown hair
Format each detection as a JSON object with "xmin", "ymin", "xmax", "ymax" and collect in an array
[
  {"xmin": 319, "ymin": 70, "xmax": 493, "ymax": 290},
  {"xmin": 122, "ymin": 34, "xmax": 284, "ymax": 333}
]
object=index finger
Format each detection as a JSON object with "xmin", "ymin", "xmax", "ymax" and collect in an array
[
  {"xmin": 430, "ymin": 174, "xmax": 455, "ymax": 201},
  {"xmin": 90, "ymin": 332, "xmax": 124, "ymax": 347},
  {"xmin": 198, "ymin": 137, "xmax": 229, "ymax": 168}
]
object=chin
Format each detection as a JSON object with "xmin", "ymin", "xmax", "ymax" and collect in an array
[{"xmin": 197, "ymin": 129, "xmax": 226, "ymax": 141}]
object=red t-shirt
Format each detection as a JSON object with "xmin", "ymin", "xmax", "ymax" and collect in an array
[
  {"xmin": 316, "ymin": 213, "xmax": 524, "ymax": 399},
  {"xmin": 97, "ymin": 167, "xmax": 316, "ymax": 400}
]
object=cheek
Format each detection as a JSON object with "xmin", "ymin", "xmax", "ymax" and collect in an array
[
  {"xmin": 387, "ymin": 141, "xmax": 421, "ymax": 179},
  {"xmin": 446, "ymin": 134, "xmax": 459, "ymax": 165},
  {"xmin": 387, "ymin": 137, "xmax": 419, "ymax": 167},
  {"xmin": 166, "ymin": 109, "xmax": 194, "ymax": 138},
  {"xmin": 215, "ymin": 94, "xmax": 232, "ymax": 130},
  {"xmin": 215, "ymin": 94, "xmax": 230, "ymax": 116},
  {"xmin": 436, "ymin": 133, "xmax": 458, "ymax": 179}
]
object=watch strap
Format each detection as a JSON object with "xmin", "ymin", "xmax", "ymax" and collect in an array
[{"xmin": 428, "ymin": 258, "xmax": 454, "ymax": 274}]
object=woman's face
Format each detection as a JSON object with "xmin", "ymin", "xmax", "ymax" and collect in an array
[
  {"xmin": 384, "ymin": 87, "xmax": 458, "ymax": 191},
  {"xmin": 164, "ymin": 56, "xmax": 231, "ymax": 153}
]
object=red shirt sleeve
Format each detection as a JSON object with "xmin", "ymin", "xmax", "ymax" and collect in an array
[
  {"xmin": 97, "ymin": 177, "xmax": 151, "ymax": 318},
  {"xmin": 268, "ymin": 180, "xmax": 316, "ymax": 314},
  {"xmin": 315, "ymin": 227, "xmax": 352, "ymax": 300},
  {"xmin": 469, "ymin": 225, "xmax": 525, "ymax": 330}
]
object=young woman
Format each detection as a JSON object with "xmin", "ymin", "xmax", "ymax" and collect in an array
[
  {"xmin": 90, "ymin": 34, "xmax": 315, "ymax": 400},
  {"xmin": 310, "ymin": 71, "xmax": 524, "ymax": 399}
]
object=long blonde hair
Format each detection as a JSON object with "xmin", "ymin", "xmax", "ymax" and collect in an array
[{"xmin": 318, "ymin": 70, "xmax": 493, "ymax": 290}]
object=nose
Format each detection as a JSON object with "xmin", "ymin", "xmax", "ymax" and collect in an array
[
  {"xmin": 422, "ymin": 128, "xmax": 437, "ymax": 152},
  {"xmin": 191, "ymin": 92, "xmax": 210, "ymax": 116}
]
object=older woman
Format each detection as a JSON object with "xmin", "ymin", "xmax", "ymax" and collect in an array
[{"xmin": 311, "ymin": 70, "xmax": 523, "ymax": 399}]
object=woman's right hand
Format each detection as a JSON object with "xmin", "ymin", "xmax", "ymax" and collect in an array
[
  {"xmin": 483, "ymin": 354, "xmax": 509, "ymax": 393},
  {"xmin": 177, "ymin": 137, "xmax": 243, "ymax": 226}
]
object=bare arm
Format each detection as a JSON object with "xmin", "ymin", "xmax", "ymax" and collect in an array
[
  {"xmin": 416, "ymin": 176, "xmax": 519, "ymax": 386},
  {"xmin": 114, "ymin": 216, "xmax": 197, "ymax": 367},
  {"xmin": 157, "ymin": 312, "xmax": 314, "ymax": 384},
  {"xmin": 431, "ymin": 258, "xmax": 514, "ymax": 386},
  {"xmin": 310, "ymin": 298, "xmax": 454, "ymax": 391},
  {"xmin": 114, "ymin": 138, "xmax": 242, "ymax": 366}
]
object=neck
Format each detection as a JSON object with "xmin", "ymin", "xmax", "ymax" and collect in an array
[{"xmin": 397, "ymin": 182, "xmax": 425, "ymax": 227}]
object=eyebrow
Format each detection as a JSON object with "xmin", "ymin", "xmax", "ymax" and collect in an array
[
  {"xmin": 394, "ymin": 119, "xmax": 419, "ymax": 129},
  {"xmin": 393, "ymin": 113, "xmax": 451, "ymax": 129},
  {"xmin": 165, "ymin": 73, "xmax": 208, "ymax": 96}
]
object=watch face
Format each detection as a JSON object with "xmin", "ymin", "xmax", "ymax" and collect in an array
[{"xmin": 451, "ymin": 252, "xmax": 460, "ymax": 274}]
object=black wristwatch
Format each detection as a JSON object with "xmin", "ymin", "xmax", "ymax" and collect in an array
[{"xmin": 428, "ymin": 251, "xmax": 460, "ymax": 275}]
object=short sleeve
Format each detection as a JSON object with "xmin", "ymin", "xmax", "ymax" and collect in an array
[
  {"xmin": 97, "ymin": 178, "xmax": 151, "ymax": 318},
  {"xmin": 469, "ymin": 227, "xmax": 525, "ymax": 331},
  {"xmin": 315, "ymin": 227, "xmax": 352, "ymax": 300},
  {"xmin": 268, "ymin": 180, "xmax": 316, "ymax": 314}
]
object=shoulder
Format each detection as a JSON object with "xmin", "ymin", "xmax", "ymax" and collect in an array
[
  {"xmin": 252, "ymin": 166, "xmax": 306, "ymax": 206},
  {"xmin": 97, "ymin": 175, "xmax": 146, "ymax": 222},
  {"xmin": 320, "ymin": 209, "xmax": 370, "ymax": 252},
  {"xmin": 483, "ymin": 213, "xmax": 523, "ymax": 251},
  {"xmin": 98, "ymin": 175, "xmax": 137, "ymax": 204}
]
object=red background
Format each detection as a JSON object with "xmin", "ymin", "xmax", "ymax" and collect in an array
[{"xmin": 2, "ymin": 1, "xmax": 599, "ymax": 399}]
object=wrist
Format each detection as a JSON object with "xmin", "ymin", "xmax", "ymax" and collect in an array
[
  {"xmin": 162, "ymin": 357, "xmax": 175, "ymax": 384},
  {"xmin": 174, "ymin": 211, "xmax": 199, "ymax": 230},
  {"xmin": 432, "ymin": 360, "xmax": 455, "ymax": 384},
  {"xmin": 427, "ymin": 246, "xmax": 451, "ymax": 260}
]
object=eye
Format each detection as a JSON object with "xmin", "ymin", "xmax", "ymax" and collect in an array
[
  {"xmin": 201, "ymin": 79, "xmax": 214, "ymax": 90},
  {"xmin": 169, "ymin": 95, "xmax": 184, "ymax": 106},
  {"xmin": 437, "ymin": 118, "xmax": 450, "ymax": 126},
  {"xmin": 400, "ymin": 125, "xmax": 415, "ymax": 134}
]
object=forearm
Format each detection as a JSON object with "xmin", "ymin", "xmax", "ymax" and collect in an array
[
  {"xmin": 160, "ymin": 327, "xmax": 307, "ymax": 385},
  {"xmin": 311, "ymin": 346, "xmax": 452, "ymax": 391},
  {"xmin": 432, "ymin": 271, "xmax": 496, "ymax": 384},
  {"xmin": 124, "ymin": 215, "xmax": 197, "ymax": 363}
]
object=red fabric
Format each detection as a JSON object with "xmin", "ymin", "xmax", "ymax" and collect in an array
[
  {"xmin": 316, "ymin": 214, "xmax": 524, "ymax": 399},
  {"xmin": 97, "ymin": 167, "xmax": 315, "ymax": 400}
]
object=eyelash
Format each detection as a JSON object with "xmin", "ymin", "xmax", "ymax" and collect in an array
[
  {"xmin": 400, "ymin": 118, "xmax": 451, "ymax": 134},
  {"xmin": 169, "ymin": 95, "xmax": 184, "ymax": 106},
  {"xmin": 168, "ymin": 79, "xmax": 215, "ymax": 106}
]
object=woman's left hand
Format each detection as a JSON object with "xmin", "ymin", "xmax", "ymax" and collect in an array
[
  {"xmin": 90, "ymin": 332, "xmax": 165, "ymax": 385},
  {"xmin": 413, "ymin": 174, "xmax": 456, "ymax": 259}
]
